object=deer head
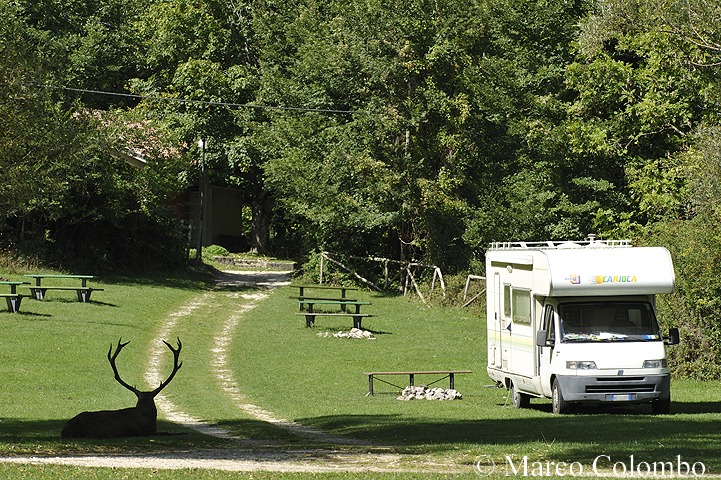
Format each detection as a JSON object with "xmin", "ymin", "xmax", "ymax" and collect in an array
[{"xmin": 61, "ymin": 338, "xmax": 182, "ymax": 439}]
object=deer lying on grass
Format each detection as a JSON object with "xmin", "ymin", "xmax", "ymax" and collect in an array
[{"xmin": 61, "ymin": 338, "xmax": 182, "ymax": 439}]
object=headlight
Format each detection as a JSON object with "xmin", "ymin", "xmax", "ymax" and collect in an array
[
  {"xmin": 566, "ymin": 361, "xmax": 597, "ymax": 370},
  {"xmin": 643, "ymin": 359, "xmax": 668, "ymax": 368}
]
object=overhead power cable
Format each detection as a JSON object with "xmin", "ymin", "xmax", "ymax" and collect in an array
[{"xmin": 18, "ymin": 82, "xmax": 368, "ymax": 115}]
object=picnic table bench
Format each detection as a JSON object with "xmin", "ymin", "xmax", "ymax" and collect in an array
[
  {"xmin": 362, "ymin": 370, "xmax": 473, "ymax": 396},
  {"xmin": 296, "ymin": 300, "xmax": 372, "ymax": 328},
  {"xmin": 290, "ymin": 284, "xmax": 359, "ymax": 312},
  {"xmin": 292, "ymin": 284, "xmax": 358, "ymax": 297},
  {"xmin": 23, "ymin": 274, "xmax": 103, "ymax": 302},
  {"xmin": 290, "ymin": 296, "xmax": 360, "ymax": 312},
  {"xmin": 0, "ymin": 281, "xmax": 29, "ymax": 313}
]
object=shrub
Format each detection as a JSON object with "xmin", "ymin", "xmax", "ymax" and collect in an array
[
  {"xmin": 641, "ymin": 214, "xmax": 721, "ymax": 379},
  {"xmin": 204, "ymin": 244, "xmax": 230, "ymax": 257}
]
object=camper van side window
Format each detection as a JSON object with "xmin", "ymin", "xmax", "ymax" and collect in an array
[
  {"xmin": 512, "ymin": 289, "xmax": 532, "ymax": 325},
  {"xmin": 503, "ymin": 285, "xmax": 511, "ymax": 319}
]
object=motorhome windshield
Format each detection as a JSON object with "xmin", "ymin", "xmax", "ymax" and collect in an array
[{"xmin": 558, "ymin": 302, "xmax": 661, "ymax": 342}]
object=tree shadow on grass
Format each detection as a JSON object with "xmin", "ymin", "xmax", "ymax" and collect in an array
[
  {"xmin": 213, "ymin": 284, "xmax": 257, "ymax": 294},
  {"xmin": 28, "ymin": 298, "xmax": 119, "ymax": 307},
  {"xmin": 0, "ymin": 418, "xmax": 366, "ymax": 463},
  {"xmin": 297, "ymin": 406, "xmax": 721, "ymax": 470},
  {"xmin": 1, "ymin": 311, "xmax": 52, "ymax": 319},
  {"xmin": 101, "ymin": 272, "xmax": 215, "ymax": 291},
  {"xmin": 0, "ymin": 419, "xmax": 193, "ymax": 444},
  {"xmin": 0, "ymin": 418, "xmax": 233, "ymax": 452},
  {"xmin": 3, "ymin": 413, "xmax": 719, "ymax": 472},
  {"xmin": 526, "ymin": 400, "xmax": 721, "ymax": 416},
  {"xmin": 0, "ymin": 418, "xmax": 66, "ymax": 443}
]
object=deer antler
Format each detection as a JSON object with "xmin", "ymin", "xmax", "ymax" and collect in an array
[
  {"xmin": 107, "ymin": 338, "xmax": 141, "ymax": 396},
  {"xmin": 151, "ymin": 337, "xmax": 182, "ymax": 396}
]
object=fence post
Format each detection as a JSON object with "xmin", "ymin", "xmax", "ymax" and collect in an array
[{"xmin": 320, "ymin": 252, "xmax": 326, "ymax": 284}]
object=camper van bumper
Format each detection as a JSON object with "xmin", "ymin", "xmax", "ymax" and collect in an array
[{"xmin": 556, "ymin": 374, "xmax": 670, "ymax": 403}]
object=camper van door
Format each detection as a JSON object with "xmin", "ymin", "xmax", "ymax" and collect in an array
[
  {"xmin": 493, "ymin": 272, "xmax": 508, "ymax": 369},
  {"xmin": 538, "ymin": 303, "xmax": 556, "ymax": 395},
  {"xmin": 509, "ymin": 287, "xmax": 535, "ymax": 378}
]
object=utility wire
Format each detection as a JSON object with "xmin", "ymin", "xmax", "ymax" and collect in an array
[{"xmin": 19, "ymin": 82, "xmax": 368, "ymax": 115}]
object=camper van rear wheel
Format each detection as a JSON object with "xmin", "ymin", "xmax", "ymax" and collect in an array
[
  {"xmin": 511, "ymin": 383, "xmax": 530, "ymax": 409},
  {"xmin": 552, "ymin": 379, "xmax": 568, "ymax": 414}
]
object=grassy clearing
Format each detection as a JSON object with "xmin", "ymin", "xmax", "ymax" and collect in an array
[
  {"xmin": 1, "ymin": 268, "xmax": 720, "ymax": 478},
  {"xmin": 218, "ymin": 287, "xmax": 721, "ymax": 473}
]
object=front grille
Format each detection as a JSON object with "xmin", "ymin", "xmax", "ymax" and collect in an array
[
  {"xmin": 586, "ymin": 377, "xmax": 656, "ymax": 394},
  {"xmin": 596, "ymin": 376, "xmax": 645, "ymax": 382},
  {"xmin": 587, "ymin": 384, "xmax": 655, "ymax": 394}
]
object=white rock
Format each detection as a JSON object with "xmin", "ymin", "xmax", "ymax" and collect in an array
[
  {"xmin": 395, "ymin": 385, "xmax": 463, "ymax": 401},
  {"xmin": 323, "ymin": 328, "xmax": 376, "ymax": 339}
]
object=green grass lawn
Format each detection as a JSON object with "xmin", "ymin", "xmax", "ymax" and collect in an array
[{"xmin": 1, "ymin": 269, "xmax": 720, "ymax": 479}]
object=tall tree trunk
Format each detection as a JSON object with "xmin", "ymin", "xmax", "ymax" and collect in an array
[{"xmin": 251, "ymin": 187, "xmax": 273, "ymax": 254}]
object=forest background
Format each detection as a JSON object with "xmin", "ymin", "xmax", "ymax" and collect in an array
[{"xmin": 1, "ymin": 0, "xmax": 720, "ymax": 377}]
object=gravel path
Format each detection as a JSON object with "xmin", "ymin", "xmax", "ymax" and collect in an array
[{"xmin": 0, "ymin": 450, "xmax": 431, "ymax": 474}]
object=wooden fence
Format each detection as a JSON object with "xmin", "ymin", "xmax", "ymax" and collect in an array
[{"xmin": 319, "ymin": 251, "xmax": 446, "ymax": 304}]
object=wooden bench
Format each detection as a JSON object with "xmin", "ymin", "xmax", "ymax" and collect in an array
[
  {"xmin": 23, "ymin": 274, "xmax": 103, "ymax": 302},
  {"xmin": 296, "ymin": 300, "xmax": 372, "ymax": 328},
  {"xmin": 362, "ymin": 370, "xmax": 473, "ymax": 396},
  {"xmin": 290, "ymin": 296, "xmax": 359, "ymax": 312},
  {"xmin": 0, "ymin": 281, "xmax": 28, "ymax": 313},
  {"xmin": 297, "ymin": 312, "xmax": 373, "ymax": 328}
]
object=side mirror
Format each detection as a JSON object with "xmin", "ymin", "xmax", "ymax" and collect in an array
[
  {"xmin": 665, "ymin": 327, "xmax": 680, "ymax": 345},
  {"xmin": 536, "ymin": 329, "xmax": 548, "ymax": 347}
]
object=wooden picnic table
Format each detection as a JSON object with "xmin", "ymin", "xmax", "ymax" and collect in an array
[
  {"xmin": 290, "ymin": 284, "xmax": 359, "ymax": 312},
  {"xmin": 23, "ymin": 274, "xmax": 103, "ymax": 302},
  {"xmin": 296, "ymin": 300, "xmax": 372, "ymax": 328},
  {"xmin": 362, "ymin": 370, "xmax": 473, "ymax": 396},
  {"xmin": 0, "ymin": 281, "xmax": 29, "ymax": 313}
]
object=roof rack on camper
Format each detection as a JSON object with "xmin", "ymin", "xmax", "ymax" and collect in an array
[{"xmin": 489, "ymin": 235, "xmax": 632, "ymax": 251}]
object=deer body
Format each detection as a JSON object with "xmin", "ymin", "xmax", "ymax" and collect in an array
[{"xmin": 61, "ymin": 338, "xmax": 182, "ymax": 439}]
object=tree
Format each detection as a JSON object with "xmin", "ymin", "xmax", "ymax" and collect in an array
[
  {"xmin": 1, "ymin": 0, "xmax": 189, "ymax": 271},
  {"xmin": 0, "ymin": 1, "xmax": 98, "ymax": 236},
  {"xmin": 579, "ymin": 0, "xmax": 721, "ymax": 68},
  {"xmin": 253, "ymin": 0, "xmax": 589, "ymax": 269},
  {"xmin": 127, "ymin": 0, "xmax": 271, "ymax": 250},
  {"xmin": 558, "ymin": 0, "xmax": 721, "ymax": 377}
]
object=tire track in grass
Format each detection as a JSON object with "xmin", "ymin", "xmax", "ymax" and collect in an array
[
  {"xmin": 143, "ymin": 292, "xmax": 236, "ymax": 439},
  {"xmin": 146, "ymin": 272, "xmax": 372, "ymax": 445}
]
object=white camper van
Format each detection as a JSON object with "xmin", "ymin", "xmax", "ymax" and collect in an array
[{"xmin": 486, "ymin": 237, "xmax": 680, "ymax": 414}]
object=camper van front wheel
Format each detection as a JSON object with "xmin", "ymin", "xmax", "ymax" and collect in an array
[
  {"xmin": 552, "ymin": 379, "xmax": 568, "ymax": 414},
  {"xmin": 511, "ymin": 383, "xmax": 530, "ymax": 409},
  {"xmin": 652, "ymin": 396, "xmax": 671, "ymax": 415}
]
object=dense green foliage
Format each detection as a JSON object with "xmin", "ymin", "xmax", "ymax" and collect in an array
[
  {"xmin": 1, "ymin": 1, "xmax": 188, "ymax": 272},
  {"xmin": 1, "ymin": 0, "xmax": 721, "ymax": 374},
  {"xmin": 570, "ymin": 0, "xmax": 721, "ymax": 379}
]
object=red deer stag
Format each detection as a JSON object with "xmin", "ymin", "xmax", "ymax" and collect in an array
[{"xmin": 61, "ymin": 338, "xmax": 182, "ymax": 439}]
